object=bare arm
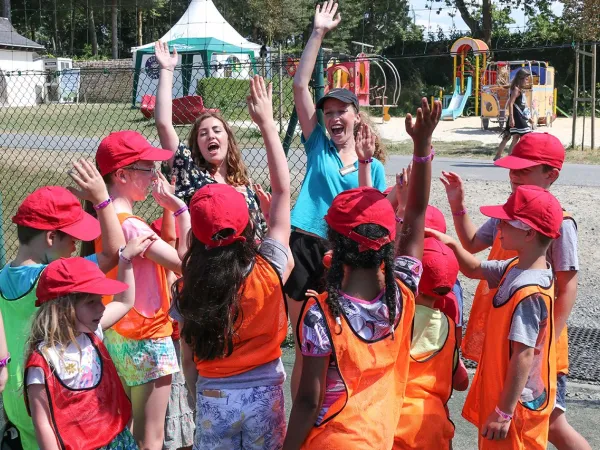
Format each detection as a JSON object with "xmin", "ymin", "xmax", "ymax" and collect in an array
[
  {"xmin": 180, "ymin": 339, "xmax": 198, "ymax": 399},
  {"xmin": 293, "ymin": 2, "xmax": 341, "ymax": 139},
  {"xmin": 481, "ymin": 342, "xmax": 534, "ymax": 440},
  {"xmin": 396, "ymin": 98, "xmax": 441, "ymax": 259},
  {"xmin": 101, "ymin": 235, "xmax": 157, "ymax": 330},
  {"xmin": 154, "ymin": 41, "xmax": 180, "ymax": 163},
  {"xmin": 356, "ymin": 123, "xmax": 375, "ymax": 187},
  {"xmin": 247, "ymin": 76, "xmax": 291, "ymax": 248},
  {"xmin": 145, "ymin": 239, "xmax": 183, "ymax": 274},
  {"xmin": 425, "ymin": 228, "xmax": 485, "ymax": 280},
  {"xmin": 283, "ymin": 355, "xmax": 329, "ymax": 450},
  {"xmin": 68, "ymin": 159, "xmax": 125, "ymax": 273},
  {"xmin": 507, "ymin": 88, "xmax": 519, "ymax": 127},
  {"xmin": 28, "ymin": 385, "xmax": 61, "ymax": 450},
  {"xmin": 440, "ymin": 171, "xmax": 489, "ymax": 254},
  {"xmin": 554, "ymin": 271, "xmax": 578, "ymax": 339}
]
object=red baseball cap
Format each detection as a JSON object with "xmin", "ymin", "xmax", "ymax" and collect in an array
[
  {"xmin": 480, "ymin": 185, "xmax": 562, "ymax": 239},
  {"xmin": 425, "ymin": 205, "xmax": 447, "ymax": 233},
  {"xmin": 494, "ymin": 133, "xmax": 565, "ymax": 170},
  {"xmin": 325, "ymin": 187, "xmax": 396, "ymax": 252},
  {"xmin": 36, "ymin": 257, "xmax": 128, "ymax": 306},
  {"xmin": 96, "ymin": 131, "xmax": 173, "ymax": 176},
  {"xmin": 190, "ymin": 184, "xmax": 249, "ymax": 248},
  {"xmin": 150, "ymin": 217, "xmax": 180, "ymax": 239},
  {"xmin": 419, "ymin": 237, "xmax": 459, "ymax": 299},
  {"xmin": 12, "ymin": 186, "xmax": 100, "ymax": 241}
]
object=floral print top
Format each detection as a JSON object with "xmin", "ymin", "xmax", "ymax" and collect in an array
[{"xmin": 164, "ymin": 142, "xmax": 268, "ymax": 237}]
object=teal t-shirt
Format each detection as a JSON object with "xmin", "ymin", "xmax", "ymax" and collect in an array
[{"xmin": 291, "ymin": 125, "xmax": 387, "ymax": 238}]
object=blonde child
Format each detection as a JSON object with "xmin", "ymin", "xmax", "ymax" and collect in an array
[
  {"xmin": 93, "ymin": 130, "xmax": 192, "ymax": 450},
  {"xmin": 25, "ymin": 235, "xmax": 155, "ymax": 449}
]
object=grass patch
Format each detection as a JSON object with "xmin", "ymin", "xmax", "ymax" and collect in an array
[{"xmin": 385, "ymin": 140, "xmax": 600, "ymax": 164}]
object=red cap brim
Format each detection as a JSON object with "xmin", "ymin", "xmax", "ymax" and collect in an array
[
  {"xmin": 76, "ymin": 277, "xmax": 128, "ymax": 297},
  {"xmin": 494, "ymin": 155, "xmax": 540, "ymax": 170},
  {"xmin": 479, "ymin": 204, "xmax": 513, "ymax": 221},
  {"xmin": 59, "ymin": 211, "xmax": 101, "ymax": 241},
  {"xmin": 138, "ymin": 146, "xmax": 174, "ymax": 162}
]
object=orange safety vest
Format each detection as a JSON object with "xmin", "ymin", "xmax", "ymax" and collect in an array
[
  {"xmin": 195, "ymin": 255, "xmax": 288, "ymax": 378},
  {"xmin": 394, "ymin": 313, "xmax": 457, "ymax": 449},
  {"xmin": 462, "ymin": 259, "xmax": 556, "ymax": 450},
  {"xmin": 463, "ymin": 213, "xmax": 574, "ymax": 375},
  {"xmin": 95, "ymin": 212, "xmax": 173, "ymax": 340},
  {"xmin": 299, "ymin": 280, "xmax": 415, "ymax": 450}
]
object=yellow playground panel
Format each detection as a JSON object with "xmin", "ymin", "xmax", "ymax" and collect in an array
[{"xmin": 480, "ymin": 60, "xmax": 556, "ymax": 130}]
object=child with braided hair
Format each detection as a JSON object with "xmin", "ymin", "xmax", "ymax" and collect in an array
[{"xmin": 283, "ymin": 98, "xmax": 441, "ymax": 450}]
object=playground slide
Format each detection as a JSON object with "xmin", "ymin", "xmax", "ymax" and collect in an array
[{"xmin": 441, "ymin": 77, "xmax": 472, "ymax": 120}]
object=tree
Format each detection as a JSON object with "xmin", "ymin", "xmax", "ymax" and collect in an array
[
  {"xmin": 563, "ymin": 0, "xmax": 600, "ymax": 40},
  {"xmin": 430, "ymin": 0, "xmax": 554, "ymax": 46},
  {"xmin": 3, "ymin": 0, "xmax": 10, "ymax": 21},
  {"xmin": 111, "ymin": 0, "xmax": 118, "ymax": 58}
]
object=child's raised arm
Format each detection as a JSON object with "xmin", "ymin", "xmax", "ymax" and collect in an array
[
  {"xmin": 293, "ymin": 2, "xmax": 341, "ymax": 139},
  {"xmin": 154, "ymin": 41, "xmax": 180, "ymax": 164},
  {"xmin": 425, "ymin": 228, "xmax": 485, "ymax": 280},
  {"xmin": 100, "ymin": 234, "xmax": 157, "ymax": 330},
  {"xmin": 68, "ymin": 159, "xmax": 125, "ymax": 273},
  {"xmin": 395, "ymin": 98, "xmax": 440, "ymax": 260},
  {"xmin": 247, "ymin": 76, "xmax": 291, "ymax": 255}
]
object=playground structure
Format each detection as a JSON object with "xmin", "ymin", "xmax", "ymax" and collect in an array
[
  {"xmin": 480, "ymin": 60, "xmax": 556, "ymax": 130},
  {"xmin": 324, "ymin": 43, "xmax": 401, "ymax": 122},
  {"xmin": 441, "ymin": 37, "xmax": 489, "ymax": 121}
]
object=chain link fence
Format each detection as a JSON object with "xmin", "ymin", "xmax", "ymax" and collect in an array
[{"xmin": 0, "ymin": 57, "xmax": 307, "ymax": 262}]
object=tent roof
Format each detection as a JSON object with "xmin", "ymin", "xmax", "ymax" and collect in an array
[
  {"xmin": 136, "ymin": 37, "xmax": 256, "ymax": 55},
  {"xmin": 133, "ymin": 0, "xmax": 260, "ymax": 53},
  {"xmin": 0, "ymin": 17, "xmax": 44, "ymax": 50}
]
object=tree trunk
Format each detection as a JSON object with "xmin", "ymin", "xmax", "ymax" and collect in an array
[
  {"xmin": 54, "ymin": 0, "xmax": 59, "ymax": 55},
  {"xmin": 89, "ymin": 6, "xmax": 98, "ymax": 56},
  {"xmin": 111, "ymin": 0, "xmax": 118, "ymax": 59},
  {"xmin": 481, "ymin": 0, "xmax": 492, "ymax": 47},
  {"xmin": 454, "ymin": 0, "xmax": 483, "ymax": 39},
  {"xmin": 137, "ymin": 8, "xmax": 143, "ymax": 47},
  {"xmin": 69, "ymin": 0, "xmax": 75, "ymax": 55},
  {"xmin": 2, "ymin": 0, "xmax": 10, "ymax": 21}
]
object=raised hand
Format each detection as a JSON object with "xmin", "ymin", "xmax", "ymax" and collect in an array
[
  {"xmin": 68, "ymin": 159, "xmax": 109, "ymax": 204},
  {"xmin": 313, "ymin": 1, "xmax": 341, "ymax": 35},
  {"xmin": 424, "ymin": 227, "xmax": 456, "ymax": 247},
  {"xmin": 254, "ymin": 183, "xmax": 272, "ymax": 220},
  {"xmin": 405, "ymin": 97, "xmax": 442, "ymax": 144},
  {"xmin": 395, "ymin": 163, "xmax": 412, "ymax": 214},
  {"xmin": 152, "ymin": 172, "xmax": 186, "ymax": 213},
  {"xmin": 246, "ymin": 75, "xmax": 274, "ymax": 128},
  {"xmin": 154, "ymin": 40, "xmax": 178, "ymax": 71},
  {"xmin": 439, "ymin": 171, "xmax": 465, "ymax": 211},
  {"xmin": 121, "ymin": 234, "xmax": 158, "ymax": 260},
  {"xmin": 355, "ymin": 123, "xmax": 376, "ymax": 161}
]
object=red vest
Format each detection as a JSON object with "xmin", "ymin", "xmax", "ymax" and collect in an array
[{"xmin": 25, "ymin": 333, "xmax": 132, "ymax": 450}]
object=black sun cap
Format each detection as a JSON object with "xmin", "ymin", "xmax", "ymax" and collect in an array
[{"xmin": 316, "ymin": 88, "xmax": 359, "ymax": 111}]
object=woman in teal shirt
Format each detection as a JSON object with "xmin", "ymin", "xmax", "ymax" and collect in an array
[{"xmin": 286, "ymin": 1, "xmax": 386, "ymax": 398}]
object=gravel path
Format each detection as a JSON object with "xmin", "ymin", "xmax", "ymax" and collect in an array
[{"xmin": 384, "ymin": 174, "xmax": 600, "ymax": 329}]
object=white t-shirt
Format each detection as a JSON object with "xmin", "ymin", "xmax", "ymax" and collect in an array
[{"xmin": 26, "ymin": 326, "xmax": 104, "ymax": 390}]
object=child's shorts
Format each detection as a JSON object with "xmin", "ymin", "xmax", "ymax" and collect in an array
[
  {"xmin": 104, "ymin": 329, "xmax": 179, "ymax": 387},
  {"xmin": 554, "ymin": 373, "xmax": 567, "ymax": 411},
  {"xmin": 194, "ymin": 384, "xmax": 286, "ymax": 450},
  {"xmin": 100, "ymin": 428, "xmax": 138, "ymax": 449}
]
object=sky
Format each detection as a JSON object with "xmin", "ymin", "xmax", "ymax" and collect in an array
[{"xmin": 409, "ymin": 0, "xmax": 564, "ymax": 36}]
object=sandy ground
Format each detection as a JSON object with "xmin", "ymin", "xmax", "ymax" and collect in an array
[{"xmin": 376, "ymin": 116, "xmax": 597, "ymax": 147}]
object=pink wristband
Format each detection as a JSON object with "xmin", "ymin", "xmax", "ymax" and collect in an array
[
  {"xmin": 395, "ymin": 216, "xmax": 403, "ymax": 224},
  {"xmin": 495, "ymin": 406, "xmax": 513, "ymax": 421},
  {"xmin": 359, "ymin": 158, "xmax": 373, "ymax": 164},
  {"xmin": 413, "ymin": 148, "xmax": 435, "ymax": 163},
  {"xmin": 452, "ymin": 208, "xmax": 467, "ymax": 216},
  {"xmin": 173, "ymin": 205, "xmax": 189, "ymax": 217},
  {"xmin": 93, "ymin": 196, "xmax": 113, "ymax": 210}
]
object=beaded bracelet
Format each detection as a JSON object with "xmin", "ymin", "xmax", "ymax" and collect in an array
[
  {"xmin": 173, "ymin": 205, "xmax": 189, "ymax": 217},
  {"xmin": 118, "ymin": 246, "xmax": 132, "ymax": 264},
  {"xmin": 413, "ymin": 148, "xmax": 435, "ymax": 164},
  {"xmin": 395, "ymin": 216, "xmax": 404, "ymax": 224},
  {"xmin": 358, "ymin": 158, "xmax": 373, "ymax": 164},
  {"xmin": 452, "ymin": 208, "xmax": 467, "ymax": 216},
  {"xmin": 93, "ymin": 196, "xmax": 113, "ymax": 210},
  {"xmin": 495, "ymin": 406, "xmax": 513, "ymax": 421}
]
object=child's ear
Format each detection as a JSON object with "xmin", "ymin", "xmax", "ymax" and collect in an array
[
  {"xmin": 46, "ymin": 231, "xmax": 57, "ymax": 247},
  {"xmin": 524, "ymin": 229, "xmax": 537, "ymax": 243}
]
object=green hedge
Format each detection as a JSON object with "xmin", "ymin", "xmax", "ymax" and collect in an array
[{"xmin": 196, "ymin": 77, "xmax": 295, "ymax": 121}]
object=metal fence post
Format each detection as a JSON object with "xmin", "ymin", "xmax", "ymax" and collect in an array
[
  {"xmin": 313, "ymin": 47, "xmax": 326, "ymax": 128},
  {"xmin": 278, "ymin": 45, "xmax": 283, "ymax": 135}
]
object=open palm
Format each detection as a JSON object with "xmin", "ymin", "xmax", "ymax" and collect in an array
[
  {"xmin": 314, "ymin": 1, "xmax": 341, "ymax": 34},
  {"xmin": 154, "ymin": 41, "xmax": 178, "ymax": 71}
]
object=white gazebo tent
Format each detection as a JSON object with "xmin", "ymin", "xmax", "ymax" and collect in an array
[{"xmin": 131, "ymin": 0, "xmax": 261, "ymax": 105}]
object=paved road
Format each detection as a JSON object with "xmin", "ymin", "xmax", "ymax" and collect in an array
[{"xmin": 386, "ymin": 155, "xmax": 600, "ymax": 187}]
